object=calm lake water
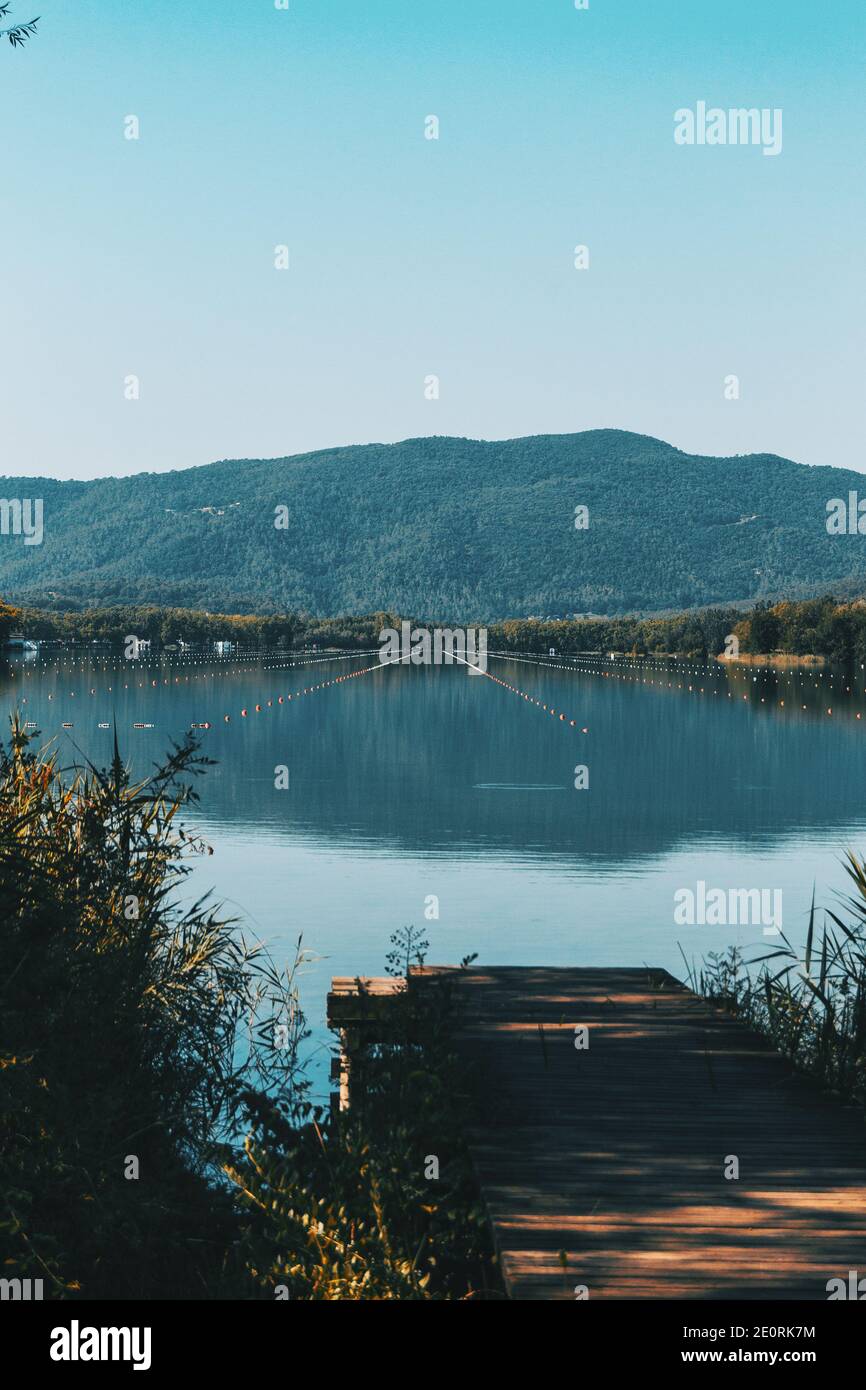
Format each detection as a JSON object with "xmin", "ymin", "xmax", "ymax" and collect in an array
[{"xmin": 5, "ymin": 647, "xmax": 866, "ymax": 1096}]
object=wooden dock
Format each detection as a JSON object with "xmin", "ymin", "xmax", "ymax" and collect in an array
[{"xmin": 327, "ymin": 965, "xmax": 866, "ymax": 1300}]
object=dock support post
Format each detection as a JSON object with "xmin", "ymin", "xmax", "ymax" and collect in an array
[{"xmin": 339, "ymin": 1026, "xmax": 359, "ymax": 1111}]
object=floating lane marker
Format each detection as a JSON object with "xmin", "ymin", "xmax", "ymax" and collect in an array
[
  {"xmin": 447, "ymin": 652, "xmax": 586, "ymax": 730},
  {"xmin": 225, "ymin": 655, "xmax": 395, "ymax": 721},
  {"xmin": 486, "ymin": 651, "xmax": 864, "ymax": 721},
  {"xmin": 133, "ymin": 722, "xmax": 155, "ymax": 729}
]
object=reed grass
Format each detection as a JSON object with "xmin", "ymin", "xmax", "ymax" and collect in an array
[{"xmin": 685, "ymin": 855, "xmax": 866, "ymax": 1109}]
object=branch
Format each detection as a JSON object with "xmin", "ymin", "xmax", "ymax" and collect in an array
[{"xmin": 0, "ymin": 14, "xmax": 39, "ymax": 46}]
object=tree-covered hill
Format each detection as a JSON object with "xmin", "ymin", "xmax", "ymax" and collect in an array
[{"xmin": 1, "ymin": 431, "xmax": 865, "ymax": 619}]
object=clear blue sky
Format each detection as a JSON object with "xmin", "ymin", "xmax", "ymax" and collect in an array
[{"xmin": 1, "ymin": 0, "xmax": 864, "ymax": 479}]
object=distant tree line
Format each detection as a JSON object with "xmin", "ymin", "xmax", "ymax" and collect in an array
[
  {"xmin": 290, "ymin": 598, "xmax": 866, "ymax": 664},
  {"xmin": 488, "ymin": 610, "xmax": 738, "ymax": 660},
  {"xmin": 6, "ymin": 595, "xmax": 866, "ymax": 663},
  {"xmin": 293, "ymin": 612, "xmax": 401, "ymax": 649},
  {"xmin": 489, "ymin": 597, "xmax": 866, "ymax": 665},
  {"xmin": 731, "ymin": 597, "xmax": 866, "ymax": 665},
  {"xmin": 1, "ymin": 602, "xmax": 295, "ymax": 649}
]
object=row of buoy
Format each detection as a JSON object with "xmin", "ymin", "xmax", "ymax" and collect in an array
[
  {"xmin": 493, "ymin": 649, "xmax": 866, "ymax": 691},
  {"xmin": 8, "ymin": 651, "xmax": 378, "ymax": 703},
  {"xmin": 491, "ymin": 651, "xmax": 848, "ymax": 686},
  {"xmin": 14, "ymin": 647, "xmax": 375, "ymax": 666},
  {"xmin": 8, "ymin": 648, "xmax": 380, "ymax": 688},
  {"xmin": 225, "ymin": 656, "xmax": 389, "ymax": 721},
  {"xmin": 13, "ymin": 642, "xmax": 866, "ymax": 684},
  {"xmin": 473, "ymin": 665, "xmax": 587, "ymax": 731},
  {"xmin": 14, "ymin": 656, "xmax": 388, "ymax": 734},
  {"xmin": 18, "ymin": 649, "xmax": 592, "ymax": 737},
  {"xmin": 27, "ymin": 720, "xmax": 188, "ymax": 732},
  {"xmin": 494, "ymin": 647, "xmax": 850, "ymax": 672},
  {"xmin": 36, "ymin": 641, "xmax": 858, "ymax": 734},
  {"xmin": 486, "ymin": 654, "xmax": 854, "ymax": 721},
  {"xmin": 10, "ymin": 647, "xmax": 375, "ymax": 675}
]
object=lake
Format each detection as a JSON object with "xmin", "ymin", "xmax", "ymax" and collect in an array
[{"xmin": 4, "ymin": 646, "xmax": 866, "ymax": 1098}]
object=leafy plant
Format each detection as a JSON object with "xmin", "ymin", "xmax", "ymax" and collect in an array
[
  {"xmin": 385, "ymin": 923, "xmax": 429, "ymax": 978},
  {"xmin": 0, "ymin": 722, "xmax": 494, "ymax": 1299},
  {"xmin": 0, "ymin": 4, "xmax": 39, "ymax": 46},
  {"xmin": 226, "ymin": 937, "xmax": 496, "ymax": 1300},
  {"xmin": 0, "ymin": 718, "xmax": 304, "ymax": 1298}
]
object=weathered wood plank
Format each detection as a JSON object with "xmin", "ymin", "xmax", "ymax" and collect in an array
[
  {"xmin": 445, "ymin": 966, "xmax": 866, "ymax": 1301},
  {"xmin": 327, "ymin": 964, "xmax": 866, "ymax": 1300}
]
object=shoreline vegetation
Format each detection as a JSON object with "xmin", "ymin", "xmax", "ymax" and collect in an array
[
  {"xmin": 0, "ymin": 723, "xmax": 495, "ymax": 1300},
  {"xmin": 685, "ymin": 856, "xmax": 866, "ymax": 1115},
  {"xmin": 3, "ymin": 594, "xmax": 866, "ymax": 665},
  {"xmin": 712, "ymin": 651, "xmax": 826, "ymax": 667}
]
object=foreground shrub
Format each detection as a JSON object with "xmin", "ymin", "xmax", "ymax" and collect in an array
[
  {"xmin": 226, "ymin": 934, "xmax": 495, "ymax": 1300},
  {"xmin": 0, "ymin": 719, "xmax": 302, "ymax": 1297},
  {"xmin": 0, "ymin": 722, "xmax": 493, "ymax": 1299}
]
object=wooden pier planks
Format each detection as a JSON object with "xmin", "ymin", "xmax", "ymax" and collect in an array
[
  {"xmin": 327, "ymin": 965, "xmax": 866, "ymax": 1300},
  {"xmin": 447, "ymin": 966, "xmax": 866, "ymax": 1300}
]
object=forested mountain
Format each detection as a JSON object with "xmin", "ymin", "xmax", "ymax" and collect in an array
[{"xmin": 1, "ymin": 431, "xmax": 864, "ymax": 619}]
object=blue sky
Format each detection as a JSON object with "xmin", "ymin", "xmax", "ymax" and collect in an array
[{"xmin": 1, "ymin": 0, "xmax": 864, "ymax": 478}]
